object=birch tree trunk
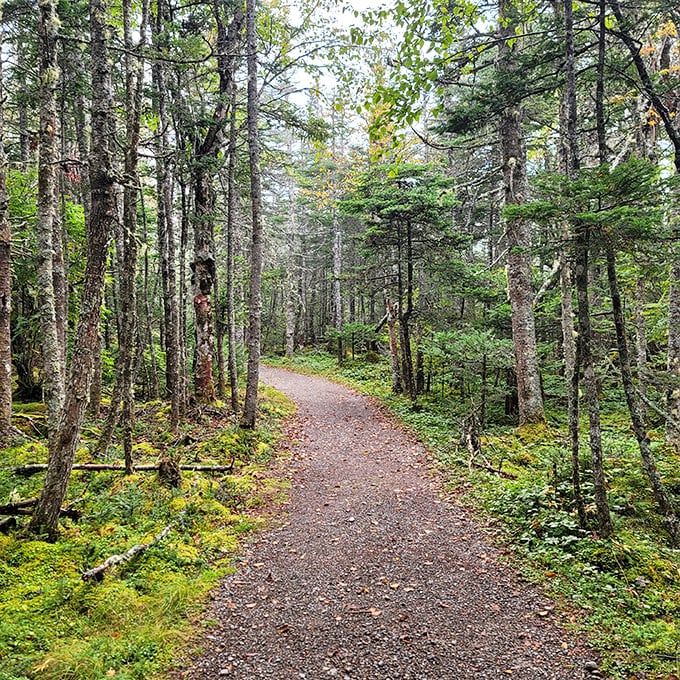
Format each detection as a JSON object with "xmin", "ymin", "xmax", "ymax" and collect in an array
[
  {"xmin": 240, "ymin": 0, "xmax": 264, "ymax": 429},
  {"xmin": 498, "ymin": 0, "xmax": 544, "ymax": 426},
  {"xmin": 30, "ymin": 0, "xmax": 116, "ymax": 539}
]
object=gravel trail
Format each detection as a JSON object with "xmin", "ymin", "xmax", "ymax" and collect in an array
[{"xmin": 176, "ymin": 366, "xmax": 599, "ymax": 680}]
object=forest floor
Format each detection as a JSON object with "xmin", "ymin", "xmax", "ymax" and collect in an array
[{"xmin": 173, "ymin": 366, "xmax": 601, "ymax": 680}]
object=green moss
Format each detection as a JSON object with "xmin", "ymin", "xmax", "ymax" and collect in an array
[{"xmin": 0, "ymin": 389, "xmax": 293, "ymax": 680}]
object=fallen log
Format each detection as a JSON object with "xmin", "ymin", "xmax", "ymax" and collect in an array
[
  {"xmin": 0, "ymin": 497, "xmax": 82, "ymax": 519},
  {"xmin": 82, "ymin": 525, "xmax": 172, "ymax": 582},
  {"xmin": 0, "ymin": 498, "xmax": 37, "ymax": 513},
  {"xmin": 10, "ymin": 463, "xmax": 235, "ymax": 477}
]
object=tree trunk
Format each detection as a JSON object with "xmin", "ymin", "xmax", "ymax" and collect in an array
[
  {"xmin": 332, "ymin": 206, "xmax": 343, "ymax": 364},
  {"xmin": 571, "ymin": 0, "xmax": 613, "ymax": 539},
  {"xmin": 29, "ymin": 0, "xmax": 116, "ymax": 540},
  {"xmin": 574, "ymin": 227, "xmax": 613, "ymax": 538},
  {"xmin": 634, "ymin": 275, "xmax": 648, "ymax": 420},
  {"xmin": 387, "ymin": 300, "xmax": 402, "ymax": 394},
  {"xmin": 226, "ymin": 76, "xmax": 240, "ymax": 413},
  {"xmin": 240, "ymin": 0, "xmax": 263, "ymax": 429},
  {"xmin": 498, "ymin": 0, "xmax": 544, "ymax": 426},
  {"xmin": 558, "ymin": 0, "xmax": 586, "ymax": 528},
  {"xmin": 285, "ymin": 148, "xmax": 297, "ymax": 361},
  {"xmin": 37, "ymin": 0, "xmax": 66, "ymax": 439},
  {"xmin": 0, "ymin": 43, "xmax": 13, "ymax": 443},
  {"xmin": 399, "ymin": 220, "xmax": 416, "ymax": 403},
  {"xmin": 190, "ymin": 2, "xmax": 244, "ymax": 403},
  {"xmin": 119, "ymin": 0, "xmax": 148, "ymax": 471},
  {"xmin": 152, "ymin": 0, "xmax": 181, "ymax": 428}
]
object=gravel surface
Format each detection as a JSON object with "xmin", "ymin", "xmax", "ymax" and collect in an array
[{"xmin": 175, "ymin": 366, "xmax": 601, "ymax": 680}]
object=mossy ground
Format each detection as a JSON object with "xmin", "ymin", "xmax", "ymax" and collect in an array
[
  {"xmin": 266, "ymin": 351, "xmax": 680, "ymax": 680},
  {"xmin": 0, "ymin": 386, "xmax": 294, "ymax": 680}
]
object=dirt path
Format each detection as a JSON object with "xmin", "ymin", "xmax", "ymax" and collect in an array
[{"xmin": 177, "ymin": 367, "xmax": 599, "ymax": 679}]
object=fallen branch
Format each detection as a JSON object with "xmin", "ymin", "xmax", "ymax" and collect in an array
[
  {"xmin": 0, "ymin": 497, "xmax": 82, "ymax": 519},
  {"xmin": 0, "ymin": 498, "xmax": 37, "ymax": 513},
  {"xmin": 82, "ymin": 525, "xmax": 173, "ymax": 582},
  {"xmin": 463, "ymin": 414, "xmax": 517, "ymax": 479},
  {"xmin": 470, "ymin": 460, "xmax": 518, "ymax": 480},
  {"xmin": 10, "ymin": 463, "xmax": 235, "ymax": 477}
]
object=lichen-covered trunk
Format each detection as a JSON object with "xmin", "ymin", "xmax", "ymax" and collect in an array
[
  {"xmin": 190, "ymin": 2, "xmax": 244, "ymax": 404},
  {"xmin": 285, "ymin": 161, "xmax": 297, "ymax": 361},
  {"xmin": 119, "ymin": 0, "xmax": 147, "ymax": 470},
  {"xmin": 0, "ymin": 45, "xmax": 12, "ymax": 443},
  {"xmin": 574, "ymin": 227, "xmax": 613, "ymax": 538},
  {"xmin": 557, "ymin": 0, "xmax": 586, "ymax": 528},
  {"xmin": 241, "ymin": 0, "xmax": 263, "ymax": 429},
  {"xmin": 560, "ymin": 252, "xmax": 585, "ymax": 527},
  {"xmin": 29, "ymin": 0, "xmax": 116, "ymax": 539},
  {"xmin": 498, "ymin": 0, "xmax": 544, "ymax": 426},
  {"xmin": 152, "ymin": 0, "xmax": 181, "ymax": 427},
  {"xmin": 226, "ymin": 78, "xmax": 240, "ymax": 412},
  {"xmin": 37, "ymin": 0, "xmax": 66, "ymax": 438},
  {"xmin": 192, "ymin": 170, "xmax": 217, "ymax": 403},
  {"xmin": 634, "ymin": 276, "xmax": 648, "ymax": 420}
]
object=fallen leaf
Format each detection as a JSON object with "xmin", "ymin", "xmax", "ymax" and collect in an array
[
  {"xmin": 390, "ymin": 582, "xmax": 400, "ymax": 590},
  {"xmin": 369, "ymin": 607, "xmax": 382, "ymax": 617}
]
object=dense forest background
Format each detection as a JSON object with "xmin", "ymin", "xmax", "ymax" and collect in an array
[{"xmin": 1, "ymin": 0, "xmax": 680, "ymax": 677}]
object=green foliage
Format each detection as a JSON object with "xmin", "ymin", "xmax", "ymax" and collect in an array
[
  {"xmin": 340, "ymin": 162, "xmax": 458, "ymax": 236},
  {"xmin": 505, "ymin": 159, "xmax": 668, "ymax": 246}
]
